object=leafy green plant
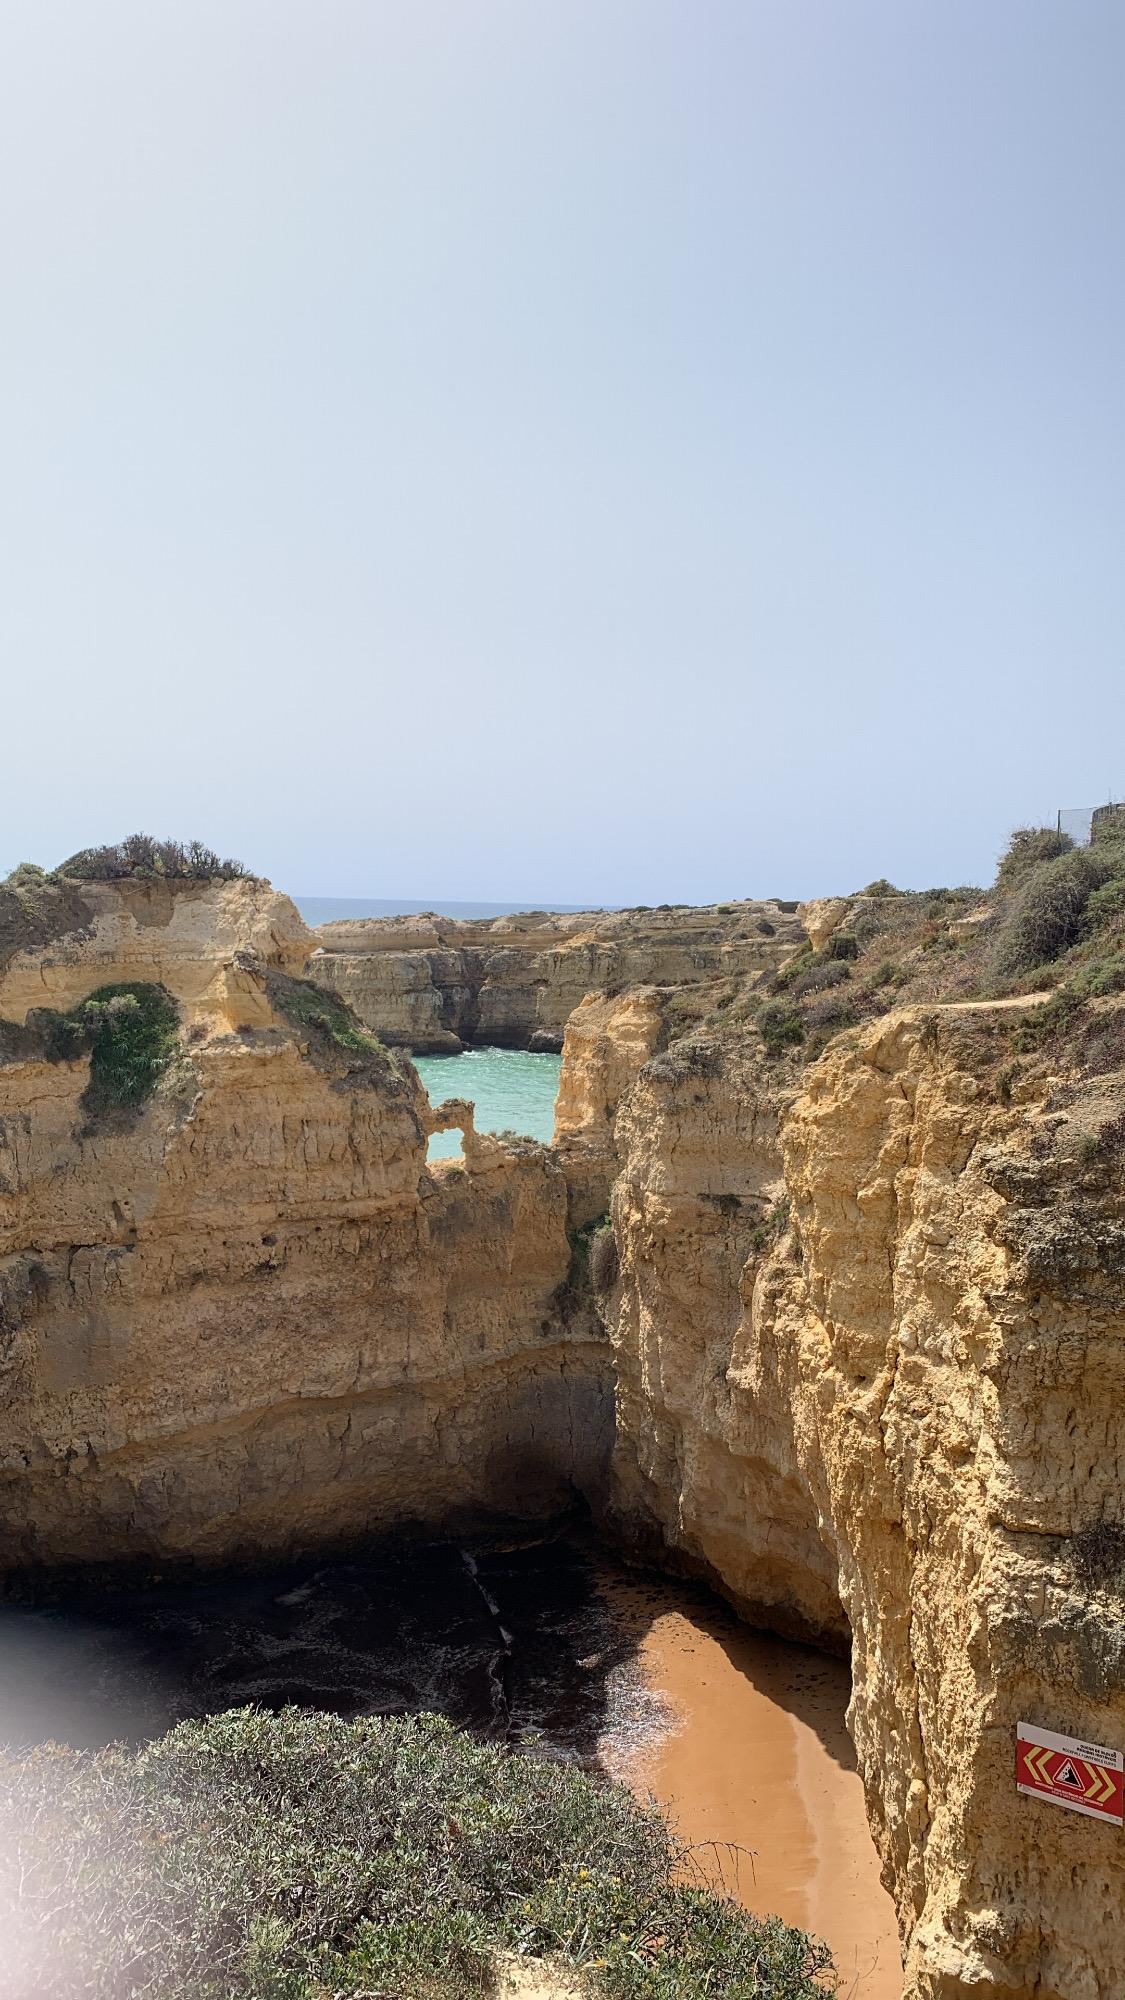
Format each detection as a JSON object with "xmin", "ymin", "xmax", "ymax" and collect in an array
[
  {"xmin": 264, "ymin": 972, "xmax": 402, "ymax": 1083},
  {"xmin": 0, "ymin": 1707, "xmax": 832, "ymax": 2000},
  {"xmin": 756, "ymin": 1002, "xmax": 805, "ymax": 1056},
  {"xmin": 43, "ymin": 981, "xmax": 180, "ymax": 1124}
]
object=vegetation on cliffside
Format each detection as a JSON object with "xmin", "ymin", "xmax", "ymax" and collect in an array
[
  {"xmin": 41, "ymin": 981, "xmax": 181, "ymax": 1125},
  {"xmin": 649, "ymin": 814, "xmax": 1125, "ymax": 1081},
  {"xmin": 0, "ymin": 1707, "xmax": 832, "ymax": 2000},
  {"xmin": 263, "ymin": 969, "xmax": 410, "ymax": 1090}
]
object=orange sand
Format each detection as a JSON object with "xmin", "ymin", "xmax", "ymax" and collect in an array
[{"xmin": 604, "ymin": 1583, "xmax": 902, "ymax": 2000}]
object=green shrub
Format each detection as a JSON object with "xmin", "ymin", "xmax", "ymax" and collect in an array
[
  {"xmin": 994, "ymin": 826, "xmax": 1074, "ymax": 891},
  {"xmin": 43, "ymin": 981, "xmax": 180, "ymax": 1123},
  {"xmin": 644, "ymin": 1038, "xmax": 724, "ymax": 1084},
  {"xmin": 1012, "ymin": 986, "xmax": 1085, "ymax": 1053},
  {"xmin": 802, "ymin": 994, "xmax": 857, "ymax": 1035},
  {"xmin": 788, "ymin": 958, "xmax": 850, "ymax": 1000},
  {"xmin": 3, "ymin": 861, "xmax": 54, "ymax": 889},
  {"xmin": 0, "ymin": 1707, "xmax": 832, "ymax": 2000},
  {"xmin": 988, "ymin": 849, "xmax": 1106, "ymax": 980},
  {"xmin": 57, "ymin": 835, "xmax": 247, "ymax": 882},
  {"xmin": 1084, "ymin": 876, "xmax": 1125, "ymax": 932},
  {"xmin": 756, "ymin": 1001, "xmax": 805, "ymax": 1056},
  {"xmin": 1072, "ymin": 952, "xmax": 1125, "ymax": 998},
  {"xmin": 857, "ymin": 877, "xmax": 900, "ymax": 897},
  {"xmin": 771, "ymin": 942, "xmax": 813, "ymax": 991}
]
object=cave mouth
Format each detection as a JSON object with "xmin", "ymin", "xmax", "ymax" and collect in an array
[{"xmin": 413, "ymin": 1046, "xmax": 562, "ymax": 1159}]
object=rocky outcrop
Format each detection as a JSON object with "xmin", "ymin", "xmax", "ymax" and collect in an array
[
  {"xmin": 550, "ymin": 988, "xmax": 666, "ymax": 1229},
  {"xmin": 0, "ymin": 875, "xmax": 311, "ymax": 1025},
  {"xmin": 307, "ymin": 902, "xmax": 805, "ymax": 1053},
  {"xmin": 602, "ymin": 1004, "xmax": 1125, "ymax": 2000},
  {"xmin": 0, "ymin": 883, "xmax": 610, "ymax": 1568}
]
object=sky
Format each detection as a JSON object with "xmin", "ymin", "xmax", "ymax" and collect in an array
[{"xmin": 2, "ymin": 2, "xmax": 1123, "ymax": 905}]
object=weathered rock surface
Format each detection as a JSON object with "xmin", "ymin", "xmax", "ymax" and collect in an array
[
  {"xmin": 5, "ymin": 868, "xmax": 1125, "ymax": 2000},
  {"xmin": 0, "ymin": 876, "xmax": 311, "ymax": 1025},
  {"xmin": 0, "ymin": 884, "xmax": 610, "ymax": 1567},
  {"xmin": 307, "ymin": 902, "xmax": 804, "ymax": 1052},
  {"xmin": 602, "ymin": 1006, "xmax": 1125, "ymax": 2000}
]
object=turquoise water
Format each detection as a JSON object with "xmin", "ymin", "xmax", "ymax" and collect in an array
[{"xmin": 413, "ymin": 1048, "xmax": 562, "ymax": 1159}]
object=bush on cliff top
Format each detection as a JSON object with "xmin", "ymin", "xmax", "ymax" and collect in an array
[
  {"xmin": 42, "ymin": 980, "xmax": 180, "ymax": 1124},
  {"xmin": 993, "ymin": 825, "xmax": 1075, "ymax": 892},
  {"xmin": 0, "ymin": 1707, "xmax": 832, "ymax": 2000},
  {"xmin": 56, "ymin": 834, "xmax": 247, "ymax": 882}
]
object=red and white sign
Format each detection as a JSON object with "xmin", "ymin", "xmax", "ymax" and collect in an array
[{"xmin": 1016, "ymin": 1722, "xmax": 1123, "ymax": 1826}]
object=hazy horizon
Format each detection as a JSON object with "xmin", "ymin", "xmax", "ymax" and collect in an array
[{"xmin": 4, "ymin": 3, "xmax": 1123, "ymax": 901}]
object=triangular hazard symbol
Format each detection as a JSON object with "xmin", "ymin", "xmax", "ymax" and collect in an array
[{"xmin": 1056, "ymin": 1760, "xmax": 1083, "ymax": 1790}]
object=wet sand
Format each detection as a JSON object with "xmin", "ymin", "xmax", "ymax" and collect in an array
[{"xmin": 602, "ymin": 1580, "xmax": 902, "ymax": 2000}]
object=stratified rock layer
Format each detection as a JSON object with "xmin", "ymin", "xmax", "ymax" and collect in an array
[
  {"xmin": 307, "ymin": 902, "xmax": 803, "ymax": 1051},
  {"xmin": 602, "ymin": 1007, "xmax": 1125, "ymax": 2000},
  {"xmin": 0, "ymin": 883, "xmax": 610, "ymax": 1567}
]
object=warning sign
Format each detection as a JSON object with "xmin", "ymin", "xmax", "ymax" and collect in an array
[{"xmin": 1016, "ymin": 1722, "xmax": 1124, "ymax": 1826}]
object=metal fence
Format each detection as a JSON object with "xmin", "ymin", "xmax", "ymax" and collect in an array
[{"xmin": 1058, "ymin": 803, "xmax": 1125, "ymax": 845}]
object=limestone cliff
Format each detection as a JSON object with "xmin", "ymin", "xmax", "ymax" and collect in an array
[
  {"xmin": 0, "ymin": 881, "xmax": 610, "ymax": 1568},
  {"xmin": 600, "ymin": 1003, "xmax": 1125, "ymax": 2000},
  {"xmin": 307, "ymin": 901, "xmax": 805, "ymax": 1053}
]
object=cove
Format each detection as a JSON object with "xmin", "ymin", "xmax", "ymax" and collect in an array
[
  {"xmin": 413, "ymin": 1047, "xmax": 562, "ymax": 1157},
  {"xmin": 0, "ymin": 1534, "xmax": 899, "ymax": 1993}
]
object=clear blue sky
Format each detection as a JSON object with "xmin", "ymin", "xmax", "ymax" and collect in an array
[{"xmin": 3, "ymin": 3, "xmax": 1123, "ymax": 903}]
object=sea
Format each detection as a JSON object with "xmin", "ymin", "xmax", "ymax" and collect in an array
[{"xmin": 413, "ymin": 1048, "xmax": 562, "ymax": 1158}]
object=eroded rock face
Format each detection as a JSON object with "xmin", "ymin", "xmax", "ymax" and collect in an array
[
  {"xmin": 307, "ymin": 902, "xmax": 804, "ymax": 1052},
  {"xmin": 6, "ymin": 871, "xmax": 1125, "ymax": 1999},
  {"xmin": 0, "ymin": 876, "xmax": 311, "ymax": 1025},
  {"xmin": 550, "ymin": 989, "xmax": 666, "ymax": 1230},
  {"xmin": 604, "ymin": 1008, "xmax": 1125, "ymax": 2000},
  {"xmin": 0, "ymin": 884, "xmax": 611, "ymax": 1568}
]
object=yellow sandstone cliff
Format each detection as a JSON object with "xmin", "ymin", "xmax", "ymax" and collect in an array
[
  {"xmin": 600, "ymin": 1005, "xmax": 1125, "ymax": 2000},
  {"xmin": 3, "ymin": 868, "xmax": 1123, "ymax": 2000},
  {"xmin": 0, "ymin": 879, "xmax": 610, "ymax": 1567}
]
